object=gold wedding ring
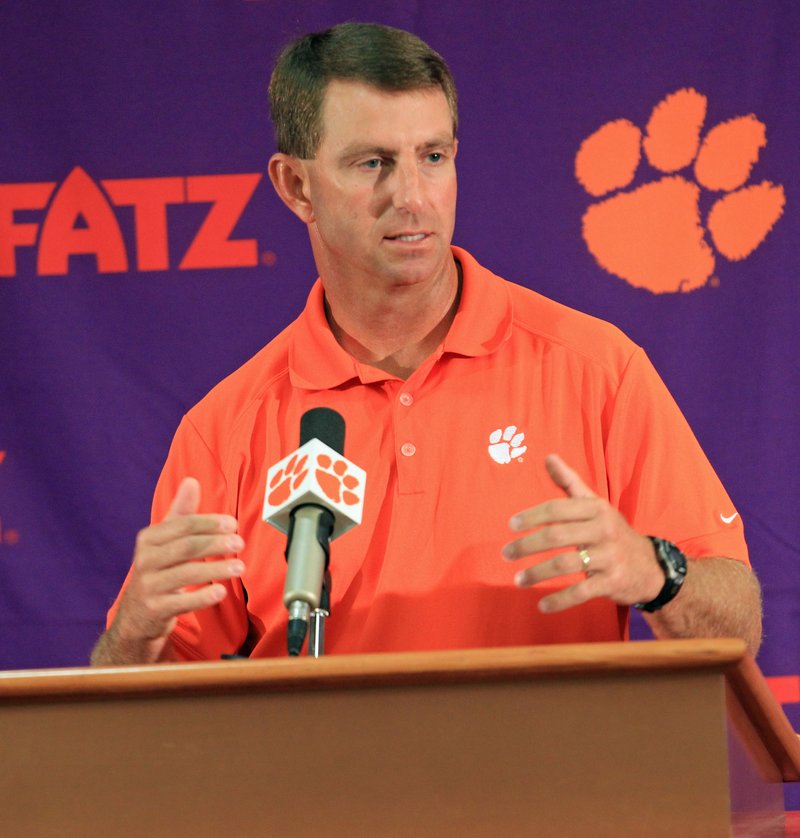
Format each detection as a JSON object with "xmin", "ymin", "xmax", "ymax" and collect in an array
[{"xmin": 578, "ymin": 548, "xmax": 592, "ymax": 573}]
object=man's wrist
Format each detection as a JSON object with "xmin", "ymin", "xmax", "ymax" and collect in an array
[
  {"xmin": 91, "ymin": 621, "xmax": 172, "ymax": 666},
  {"xmin": 634, "ymin": 536, "xmax": 687, "ymax": 613}
]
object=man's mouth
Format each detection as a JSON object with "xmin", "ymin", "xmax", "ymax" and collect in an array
[{"xmin": 386, "ymin": 232, "xmax": 428, "ymax": 242}]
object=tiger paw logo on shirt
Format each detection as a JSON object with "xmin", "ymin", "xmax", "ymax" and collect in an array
[
  {"xmin": 488, "ymin": 426, "xmax": 527, "ymax": 464},
  {"xmin": 575, "ymin": 88, "xmax": 785, "ymax": 293}
]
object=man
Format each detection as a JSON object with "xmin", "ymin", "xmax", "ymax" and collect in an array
[{"xmin": 91, "ymin": 22, "xmax": 761, "ymax": 666}]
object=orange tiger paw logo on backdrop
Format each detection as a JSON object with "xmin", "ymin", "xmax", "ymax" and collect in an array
[{"xmin": 575, "ymin": 88, "xmax": 785, "ymax": 293}]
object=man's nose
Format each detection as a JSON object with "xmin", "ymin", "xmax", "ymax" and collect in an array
[{"xmin": 391, "ymin": 160, "xmax": 424, "ymax": 214}]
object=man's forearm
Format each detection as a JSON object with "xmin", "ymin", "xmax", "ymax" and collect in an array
[{"xmin": 645, "ymin": 556, "xmax": 762, "ymax": 654}]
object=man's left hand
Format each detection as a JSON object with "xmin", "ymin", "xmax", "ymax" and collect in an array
[{"xmin": 503, "ymin": 454, "xmax": 665, "ymax": 613}]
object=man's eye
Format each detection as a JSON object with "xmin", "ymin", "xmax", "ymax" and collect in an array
[
  {"xmin": 427, "ymin": 152, "xmax": 443, "ymax": 163},
  {"xmin": 361, "ymin": 159, "xmax": 382, "ymax": 169}
]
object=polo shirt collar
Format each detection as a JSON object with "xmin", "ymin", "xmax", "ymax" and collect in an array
[
  {"xmin": 443, "ymin": 246, "xmax": 513, "ymax": 357},
  {"xmin": 288, "ymin": 245, "xmax": 513, "ymax": 390}
]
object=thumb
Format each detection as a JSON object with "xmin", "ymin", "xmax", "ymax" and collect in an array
[
  {"xmin": 545, "ymin": 454, "xmax": 597, "ymax": 499},
  {"xmin": 165, "ymin": 477, "xmax": 201, "ymax": 520}
]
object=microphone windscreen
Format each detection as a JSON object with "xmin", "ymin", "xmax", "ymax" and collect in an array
[{"xmin": 300, "ymin": 407, "xmax": 345, "ymax": 453}]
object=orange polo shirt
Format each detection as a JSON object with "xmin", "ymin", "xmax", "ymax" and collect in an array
[{"xmin": 108, "ymin": 246, "xmax": 748, "ymax": 660}]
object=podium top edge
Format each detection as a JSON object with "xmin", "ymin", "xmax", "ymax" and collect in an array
[{"xmin": 0, "ymin": 638, "xmax": 747, "ymax": 699}]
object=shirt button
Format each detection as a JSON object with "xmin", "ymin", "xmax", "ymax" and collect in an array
[
  {"xmin": 401, "ymin": 442, "xmax": 416, "ymax": 457},
  {"xmin": 399, "ymin": 392, "xmax": 414, "ymax": 406}
]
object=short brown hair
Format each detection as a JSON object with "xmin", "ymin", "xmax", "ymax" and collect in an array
[{"xmin": 269, "ymin": 22, "xmax": 458, "ymax": 158}]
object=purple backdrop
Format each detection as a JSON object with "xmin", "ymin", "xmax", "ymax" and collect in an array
[{"xmin": 1, "ymin": 0, "xmax": 798, "ymax": 804}]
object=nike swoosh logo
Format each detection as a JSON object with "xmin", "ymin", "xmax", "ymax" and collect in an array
[{"xmin": 720, "ymin": 512, "xmax": 739, "ymax": 525}]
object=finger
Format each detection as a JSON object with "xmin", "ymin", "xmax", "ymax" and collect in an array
[
  {"xmin": 161, "ymin": 583, "xmax": 230, "ymax": 616},
  {"xmin": 545, "ymin": 454, "xmax": 597, "ymax": 500},
  {"xmin": 514, "ymin": 549, "xmax": 597, "ymax": 584},
  {"xmin": 141, "ymin": 514, "xmax": 239, "ymax": 550},
  {"xmin": 504, "ymin": 518, "xmax": 605, "ymax": 561},
  {"xmin": 151, "ymin": 557, "xmax": 246, "ymax": 596},
  {"xmin": 123, "ymin": 559, "xmax": 244, "ymax": 635},
  {"xmin": 509, "ymin": 497, "xmax": 601, "ymax": 534},
  {"xmin": 536, "ymin": 575, "xmax": 606, "ymax": 614},
  {"xmin": 165, "ymin": 477, "xmax": 202, "ymax": 520},
  {"xmin": 139, "ymin": 531, "xmax": 245, "ymax": 573},
  {"xmin": 138, "ymin": 582, "xmax": 230, "ymax": 627}
]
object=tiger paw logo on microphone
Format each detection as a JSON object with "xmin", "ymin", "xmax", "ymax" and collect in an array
[{"xmin": 262, "ymin": 439, "xmax": 366, "ymax": 538}]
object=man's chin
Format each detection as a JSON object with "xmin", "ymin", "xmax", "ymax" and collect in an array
[{"xmin": 379, "ymin": 248, "xmax": 453, "ymax": 286}]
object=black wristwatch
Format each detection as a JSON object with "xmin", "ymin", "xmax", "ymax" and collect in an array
[{"xmin": 634, "ymin": 536, "xmax": 687, "ymax": 613}]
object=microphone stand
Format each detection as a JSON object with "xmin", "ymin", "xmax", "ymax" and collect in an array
[{"xmin": 308, "ymin": 570, "xmax": 331, "ymax": 658}]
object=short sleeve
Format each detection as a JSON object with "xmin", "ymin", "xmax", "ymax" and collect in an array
[{"xmin": 605, "ymin": 349, "xmax": 749, "ymax": 564}]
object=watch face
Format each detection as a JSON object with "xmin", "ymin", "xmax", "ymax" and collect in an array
[
  {"xmin": 635, "ymin": 537, "xmax": 687, "ymax": 612},
  {"xmin": 657, "ymin": 539, "xmax": 688, "ymax": 582}
]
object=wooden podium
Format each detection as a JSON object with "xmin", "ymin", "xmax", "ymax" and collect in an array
[{"xmin": 1, "ymin": 639, "xmax": 798, "ymax": 837}]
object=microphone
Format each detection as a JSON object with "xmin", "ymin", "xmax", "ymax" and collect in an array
[{"xmin": 262, "ymin": 407, "xmax": 366, "ymax": 655}]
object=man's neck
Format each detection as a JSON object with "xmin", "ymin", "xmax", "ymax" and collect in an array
[{"xmin": 324, "ymin": 260, "xmax": 462, "ymax": 380}]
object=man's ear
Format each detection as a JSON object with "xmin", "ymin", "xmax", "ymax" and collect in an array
[{"xmin": 268, "ymin": 153, "xmax": 315, "ymax": 224}]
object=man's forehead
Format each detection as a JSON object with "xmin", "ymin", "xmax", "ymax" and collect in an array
[
  {"xmin": 318, "ymin": 79, "xmax": 453, "ymax": 146},
  {"xmin": 322, "ymin": 78, "xmax": 449, "ymax": 107}
]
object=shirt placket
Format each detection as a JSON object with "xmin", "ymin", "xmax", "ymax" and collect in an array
[{"xmin": 389, "ymin": 382, "xmax": 426, "ymax": 496}]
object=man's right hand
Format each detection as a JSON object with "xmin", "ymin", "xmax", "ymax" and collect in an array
[{"xmin": 90, "ymin": 477, "xmax": 245, "ymax": 665}]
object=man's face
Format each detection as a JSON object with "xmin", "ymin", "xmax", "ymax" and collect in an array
[{"xmin": 301, "ymin": 80, "xmax": 458, "ymax": 300}]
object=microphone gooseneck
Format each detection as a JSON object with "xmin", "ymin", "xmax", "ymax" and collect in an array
[{"xmin": 284, "ymin": 503, "xmax": 335, "ymax": 656}]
